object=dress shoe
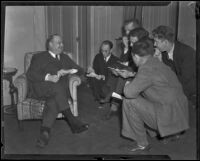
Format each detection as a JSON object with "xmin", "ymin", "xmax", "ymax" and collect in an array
[
  {"xmin": 36, "ymin": 130, "xmax": 50, "ymax": 148},
  {"xmin": 160, "ymin": 131, "xmax": 185, "ymax": 144},
  {"xmin": 72, "ymin": 124, "xmax": 89, "ymax": 134},
  {"xmin": 119, "ymin": 143, "xmax": 151, "ymax": 154},
  {"xmin": 130, "ymin": 144, "xmax": 151, "ymax": 153},
  {"xmin": 104, "ymin": 110, "xmax": 118, "ymax": 120},
  {"xmin": 99, "ymin": 98, "xmax": 110, "ymax": 104}
]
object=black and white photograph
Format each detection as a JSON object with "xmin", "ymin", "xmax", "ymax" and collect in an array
[{"xmin": 1, "ymin": 1, "xmax": 199, "ymax": 160}]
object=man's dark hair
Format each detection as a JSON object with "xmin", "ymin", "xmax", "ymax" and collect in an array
[
  {"xmin": 152, "ymin": 25, "xmax": 175, "ymax": 43},
  {"xmin": 124, "ymin": 18, "xmax": 141, "ymax": 28},
  {"xmin": 129, "ymin": 27, "xmax": 149, "ymax": 41},
  {"xmin": 121, "ymin": 18, "xmax": 141, "ymax": 36},
  {"xmin": 101, "ymin": 40, "xmax": 113, "ymax": 49},
  {"xmin": 46, "ymin": 34, "xmax": 60, "ymax": 50},
  {"xmin": 132, "ymin": 37, "xmax": 155, "ymax": 57}
]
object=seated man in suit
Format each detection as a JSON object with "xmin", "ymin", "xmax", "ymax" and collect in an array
[
  {"xmin": 27, "ymin": 34, "xmax": 89, "ymax": 148},
  {"xmin": 121, "ymin": 38, "xmax": 189, "ymax": 152},
  {"xmin": 152, "ymin": 25, "xmax": 196, "ymax": 106},
  {"xmin": 86, "ymin": 40, "xmax": 119, "ymax": 104}
]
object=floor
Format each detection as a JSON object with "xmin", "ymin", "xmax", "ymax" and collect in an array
[{"xmin": 2, "ymin": 83, "xmax": 197, "ymax": 160}]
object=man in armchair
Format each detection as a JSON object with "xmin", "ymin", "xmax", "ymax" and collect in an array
[{"xmin": 26, "ymin": 34, "xmax": 89, "ymax": 148}]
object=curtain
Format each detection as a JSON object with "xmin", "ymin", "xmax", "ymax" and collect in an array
[
  {"xmin": 178, "ymin": 1, "xmax": 196, "ymax": 49},
  {"xmin": 142, "ymin": 2, "xmax": 178, "ymax": 38},
  {"xmin": 123, "ymin": 6, "xmax": 143, "ymax": 25},
  {"xmin": 45, "ymin": 6, "xmax": 78, "ymax": 63}
]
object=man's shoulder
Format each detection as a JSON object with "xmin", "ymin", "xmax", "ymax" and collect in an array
[
  {"xmin": 175, "ymin": 41, "xmax": 195, "ymax": 53},
  {"xmin": 32, "ymin": 51, "xmax": 49, "ymax": 59},
  {"xmin": 111, "ymin": 53, "xmax": 120, "ymax": 60},
  {"xmin": 94, "ymin": 53, "xmax": 103, "ymax": 60}
]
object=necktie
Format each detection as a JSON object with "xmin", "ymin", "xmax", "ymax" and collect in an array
[
  {"xmin": 162, "ymin": 52, "xmax": 177, "ymax": 74},
  {"xmin": 55, "ymin": 54, "xmax": 59, "ymax": 61}
]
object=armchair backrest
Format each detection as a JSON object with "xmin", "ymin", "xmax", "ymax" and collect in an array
[
  {"xmin": 24, "ymin": 51, "xmax": 73, "ymax": 73},
  {"xmin": 24, "ymin": 51, "xmax": 43, "ymax": 73}
]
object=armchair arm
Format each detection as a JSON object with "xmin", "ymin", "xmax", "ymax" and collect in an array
[
  {"xmin": 68, "ymin": 74, "xmax": 81, "ymax": 116},
  {"xmin": 14, "ymin": 73, "xmax": 27, "ymax": 103}
]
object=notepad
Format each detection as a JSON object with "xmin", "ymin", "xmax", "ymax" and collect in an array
[{"xmin": 112, "ymin": 92, "xmax": 123, "ymax": 100}]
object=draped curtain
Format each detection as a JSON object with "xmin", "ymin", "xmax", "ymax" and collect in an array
[
  {"xmin": 45, "ymin": 6, "xmax": 89, "ymax": 69},
  {"xmin": 45, "ymin": 6, "xmax": 78, "ymax": 64},
  {"xmin": 142, "ymin": 2, "xmax": 179, "ymax": 39},
  {"xmin": 123, "ymin": 6, "xmax": 143, "ymax": 25}
]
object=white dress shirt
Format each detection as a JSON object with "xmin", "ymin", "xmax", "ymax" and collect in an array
[
  {"xmin": 104, "ymin": 54, "xmax": 111, "ymax": 62},
  {"xmin": 168, "ymin": 44, "xmax": 175, "ymax": 60},
  {"xmin": 49, "ymin": 50, "xmax": 60, "ymax": 60},
  {"xmin": 45, "ymin": 51, "xmax": 60, "ymax": 81}
]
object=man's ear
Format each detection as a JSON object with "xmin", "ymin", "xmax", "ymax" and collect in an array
[{"xmin": 163, "ymin": 39, "xmax": 169, "ymax": 46}]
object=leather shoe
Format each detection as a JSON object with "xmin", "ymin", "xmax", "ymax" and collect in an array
[
  {"xmin": 104, "ymin": 110, "xmax": 118, "ymax": 120},
  {"xmin": 130, "ymin": 144, "xmax": 151, "ymax": 153},
  {"xmin": 72, "ymin": 124, "xmax": 89, "ymax": 134},
  {"xmin": 36, "ymin": 131, "xmax": 50, "ymax": 148},
  {"xmin": 119, "ymin": 143, "xmax": 151, "ymax": 154},
  {"xmin": 99, "ymin": 98, "xmax": 110, "ymax": 104},
  {"xmin": 160, "ymin": 131, "xmax": 185, "ymax": 144}
]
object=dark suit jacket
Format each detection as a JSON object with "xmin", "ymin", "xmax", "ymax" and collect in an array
[
  {"xmin": 26, "ymin": 51, "xmax": 84, "ymax": 99},
  {"xmin": 93, "ymin": 53, "xmax": 119, "ymax": 82},
  {"xmin": 163, "ymin": 41, "xmax": 196, "ymax": 98},
  {"xmin": 115, "ymin": 42, "xmax": 138, "ymax": 72},
  {"xmin": 89, "ymin": 53, "xmax": 119, "ymax": 99}
]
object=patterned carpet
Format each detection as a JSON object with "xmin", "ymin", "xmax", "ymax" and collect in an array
[{"xmin": 2, "ymin": 83, "xmax": 197, "ymax": 159}]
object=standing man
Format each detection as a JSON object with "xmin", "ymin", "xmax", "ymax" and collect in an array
[
  {"xmin": 152, "ymin": 26, "xmax": 196, "ymax": 104},
  {"xmin": 121, "ymin": 38, "xmax": 189, "ymax": 152},
  {"xmin": 27, "ymin": 34, "xmax": 89, "ymax": 148}
]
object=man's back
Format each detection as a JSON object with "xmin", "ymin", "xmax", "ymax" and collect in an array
[
  {"xmin": 142, "ymin": 57, "xmax": 187, "ymax": 105},
  {"xmin": 173, "ymin": 41, "xmax": 196, "ymax": 98}
]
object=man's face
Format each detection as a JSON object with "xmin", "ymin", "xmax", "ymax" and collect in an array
[
  {"xmin": 122, "ymin": 36, "xmax": 129, "ymax": 47},
  {"xmin": 132, "ymin": 54, "xmax": 141, "ymax": 67},
  {"xmin": 153, "ymin": 37, "xmax": 168, "ymax": 52},
  {"xmin": 101, "ymin": 44, "xmax": 111, "ymax": 58},
  {"xmin": 130, "ymin": 36, "xmax": 138, "ymax": 45},
  {"xmin": 125, "ymin": 22, "xmax": 135, "ymax": 35},
  {"xmin": 49, "ymin": 35, "xmax": 64, "ymax": 54}
]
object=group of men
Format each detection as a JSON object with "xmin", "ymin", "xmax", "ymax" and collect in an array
[{"xmin": 27, "ymin": 18, "xmax": 196, "ymax": 152}]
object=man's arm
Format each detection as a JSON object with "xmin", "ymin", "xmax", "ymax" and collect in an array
[
  {"xmin": 124, "ymin": 67, "xmax": 152, "ymax": 99},
  {"xmin": 63, "ymin": 54, "xmax": 85, "ymax": 75}
]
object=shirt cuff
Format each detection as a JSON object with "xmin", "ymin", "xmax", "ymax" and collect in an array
[{"xmin": 45, "ymin": 73, "xmax": 50, "ymax": 81}]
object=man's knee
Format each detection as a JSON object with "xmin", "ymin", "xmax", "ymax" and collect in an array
[
  {"xmin": 123, "ymin": 99, "xmax": 133, "ymax": 111},
  {"xmin": 123, "ymin": 98, "xmax": 141, "ymax": 112},
  {"xmin": 52, "ymin": 83, "xmax": 66, "ymax": 94}
]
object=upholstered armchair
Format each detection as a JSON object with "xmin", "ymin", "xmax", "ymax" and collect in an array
[{"xmin": 14, "ymin": 51, "xmax": 81, "ymax": 128}]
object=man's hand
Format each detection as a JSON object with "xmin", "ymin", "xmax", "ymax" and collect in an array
[
  {"xmin": 96, "ymin": 75, "xmax": 105, "ymax": 80},
  {"xmin": 47, "ymin": 74, "xmax": 60, "ymax": 83},
  {"xmin": 125, "ymin": 80, "xmax": 131, "ymax": 86},
  {"xmin": 118, "ymin": 61, "xmax": 129, "ymax": 66},
  {"xmin": 118, "ymin": 70, "xmax": 135, "ymax": 78},
  {"xmin": 111, "ymin": 69, "xmax": 119, "ymax": 76},
  {"xmin": 87, "ymin": 66, "xmax": 95, "ymax": 74}
]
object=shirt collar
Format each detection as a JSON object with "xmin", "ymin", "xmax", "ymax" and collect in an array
[
  {"xmin": 167, "ymin": 43, "xmax": 174, "ymax": 60},
  {"xmin": 105, "ymin": 54, "xmax": 111, "ymax": 62},
  {"xmin": 49, "ymin": 51, "xmax": 60, "ymax": 59}
]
